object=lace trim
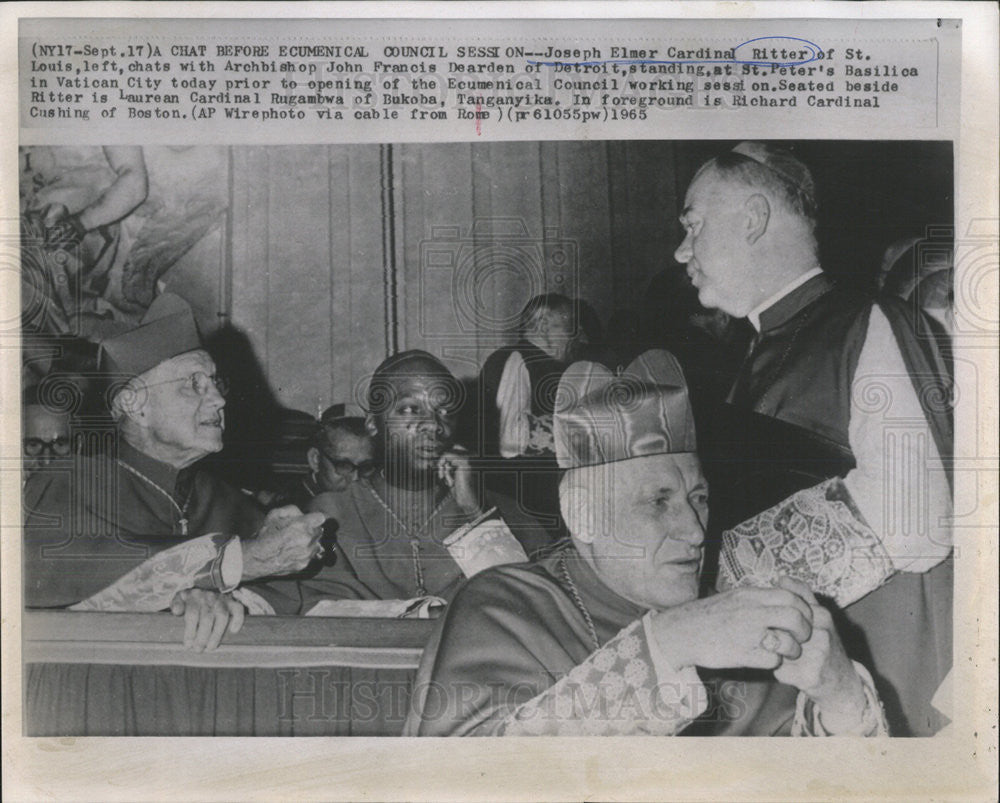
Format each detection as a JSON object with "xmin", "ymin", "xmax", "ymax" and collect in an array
[
  {"xmin": 792, "ymin": 661, "xmax": 889, "ymax": 736},
  {"xmin": 718, "ymin": 477, "xmax": 894, "ymax": 607}
]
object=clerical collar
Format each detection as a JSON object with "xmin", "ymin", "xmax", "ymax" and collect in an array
[
  {"xmin": 747, "ymin": 266, "xmax": 825, "ymax": 332},
  {"xmin": 117, "ymin": 436, "xmax": 186, "ymax": 497}
]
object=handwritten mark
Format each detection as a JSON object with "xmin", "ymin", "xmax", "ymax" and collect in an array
[{"xmin": 527, "ymin": 36, "xmax": 824, "ymax": 69}]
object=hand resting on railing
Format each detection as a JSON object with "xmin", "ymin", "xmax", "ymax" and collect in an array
[{"xmin": 170, "ymin": 588, "xmax": 245, "ymax": 652}]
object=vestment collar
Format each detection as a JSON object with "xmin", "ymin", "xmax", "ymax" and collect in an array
[
  {"xmin": 117, "ymin": 436, "xmax": 190, "ymax": 497},
  {"xmin": 555, "ymin": 546, "xmax": 647, "ymax": 627},
  {"xmin": 749, "ymin": 269, "xmax": 831, "ymax": 333}
]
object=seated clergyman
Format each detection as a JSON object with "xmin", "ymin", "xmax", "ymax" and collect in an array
[
  {"xmin": 403, "ymin": 350, "xmax": 888, "ymax": 736},
  {"xmin": 253, "ymin": 350, "xmax": 554, "ymax": 612},
  {"xmin": 23, "ymin": 294, "xmax": 325, "ymax": 650},
  {"xmin": 290, "ymin": 406, "xmax": 377, "ymax": 509}
]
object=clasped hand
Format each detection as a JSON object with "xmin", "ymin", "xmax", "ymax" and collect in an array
[
  {"xmin": 242, "ymin": 505, "xmax": 327, "ymax": 580},
  {"xmin": 169, "ymin": 506, "xmax": 326, "ymax": 651},
  {"xmin": 652, "ymin": 576, "xmax": 866, "ymax": 731}
]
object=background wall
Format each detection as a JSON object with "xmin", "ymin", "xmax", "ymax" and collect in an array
[
  {"xmin": 226, "ymin": 145, "xmax": 386, "ymax": 418},
  {"xmin": 221, "ymin": 140, "xmax": 688, "ymax": 415},
  {"xmin": 211, "ymin": 140, "xmax": 952, "ymax": 416}
]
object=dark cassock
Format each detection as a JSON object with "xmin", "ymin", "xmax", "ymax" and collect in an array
[
  {"xmin": 24, "ymin": 439, "xmax": 262, "ymax": 608},
  {"xmin": 479, "ymin": 338, "xmax": 570, "ymax": 541},
  {"xmin": 253, "ymin": 481, "xmax": 551, "ymax": 613},
  {"xmin": 710, "ymin": 268, "xmax": 953, "ymax": 736},
  {"xmin": 480, "ymin": 338, "xmax": 566, "ymax": 460}
]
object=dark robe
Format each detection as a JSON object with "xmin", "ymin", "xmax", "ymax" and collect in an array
[
  {"xmin": 252, "ymin": 482, "xmax": 552, "ymax": 614},
  {"xmin": 708, "ymin": 272, "xmax": 953, "ymax": 735},
  {"xmin": 23, "ymin": 437, "xmax": 264, "ymax": 608},
  {"xmin": 479, "ymin": 339, "xmax": 568, "ymax": 540},
  {"xmin": 404, "ymin": 547, "xmax": 805, "ymax": 736},
  {"xmin": 285, "ymin": 473, "xmax": 322, "ymax": 512}
]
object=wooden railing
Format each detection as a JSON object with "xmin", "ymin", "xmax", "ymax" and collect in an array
[
  {"xmin": 24, "ymin": 610, "xmax": 434, "ymax": 669},
  {"xmin": 23, "ymin": 611, "xmax": 436, "ymax": 736}
]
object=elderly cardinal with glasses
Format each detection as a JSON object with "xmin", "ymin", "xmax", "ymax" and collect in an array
[{"xmin": 22, "ymin": 294, "xmax": 326, "ymax": 651}]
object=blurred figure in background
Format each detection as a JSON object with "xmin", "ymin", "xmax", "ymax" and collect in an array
[
  {"xmin": 480, "ymin": 293, "xmax": 579, "ymax": 460},
  {"xmin": 479, "ymin": 293, "xmax": 582, "ymax": 541},
  {"xmin": 22, "ymin": 385, "xmax": 73, "ymax": 480},
  {"xmin": 879, "ymin": 235, "xmax": 955, "ymax": 337}
]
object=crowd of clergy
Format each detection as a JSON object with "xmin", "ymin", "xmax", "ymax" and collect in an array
[{"xmin": 22, "ymin": 143, "xmax": 954, "ymax": 737}]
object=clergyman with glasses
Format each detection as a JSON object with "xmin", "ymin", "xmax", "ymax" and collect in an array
[
  {"xmin": 22, "ymin": 293, "xmax": 326, "ymax": 651},
  {"xmin": 22, "ymin": 384, "xmax": 73, "ymax": 479},
  {"xmin": 289, "ymin": 405, "xmax": 378, "ymax": 509}
]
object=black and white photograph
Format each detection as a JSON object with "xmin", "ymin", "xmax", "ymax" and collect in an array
[
  {"xmin": 3, "ymin": 5, "xmax": 997, "ymax": 802},
  {"xmin": 18, "ymin": 138, "xmax": 956, "ymax": 738}
]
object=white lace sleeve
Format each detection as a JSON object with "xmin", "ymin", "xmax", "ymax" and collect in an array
[
  {"xmin": 70, "ymin": 534, "xmax": 242, "ymax": 612},
  {"xmin": 717, "ymin": 477, "xmax": 895, "ymax": 607},
  {"xmin": 792, "ymin": 661, "xmax": 890, "ymax": 737}
]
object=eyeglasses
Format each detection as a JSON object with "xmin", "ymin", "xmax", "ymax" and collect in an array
[
  {"xmin": 24, "ymin": 436, "xmax": 72, "ymax": 457},
  {"xmin": 182, "ymin": 372, "xmax": 228, "ymax": 398},
  {"xmin": 140, "ymin": 371, "xmax": 229, "ymax": 398},
  {"xmin": 317, "ymin": 448, "xmax": 379, "ymax": 479}
]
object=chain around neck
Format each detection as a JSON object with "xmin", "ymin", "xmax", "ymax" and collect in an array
[
  {"xmin": 116, "ymin": 458, "xmax": 193, "ymax": 535},
  {"xmin": 365, "ymin": 479, "xmax": 451, "ymax": 597},
  {"xmin": 557, "ymin": 552, "xmax": 601, "ymax": 652},
  {"xmin": 364, "ymin": 479, "xmax": 451, "ymax": 540}
]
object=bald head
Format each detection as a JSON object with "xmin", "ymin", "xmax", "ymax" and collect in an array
[
  {"xmin": 366, "ymin": 350, "xmax": 461, "ymax": 414},
  {"xmin": 695, "ymin": 144, "xmax": 818, "ymax": 227}
]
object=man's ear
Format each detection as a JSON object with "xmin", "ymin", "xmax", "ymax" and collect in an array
[
  {"xmin": 365, "ymin": 413, "xmax": 378, "ymax": 437},
  {"xmin": 113, "ymin": 386, "xmax": 147, "ymax": 423},
  {"xmin": 306, "ymin": 447, "xmax": 320, "ymax": 474},
  {"xmin": 744, "ymin": 193, "xmax": 771, "ymax": 245}
]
